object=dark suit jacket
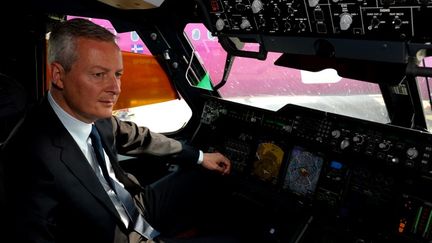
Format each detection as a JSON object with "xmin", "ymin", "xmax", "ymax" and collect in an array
[{"xmin": 1, "ymin": 97, "xmax": 199, "ymax": 243}]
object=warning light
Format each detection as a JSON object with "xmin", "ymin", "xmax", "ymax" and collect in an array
[
  {"xmin": 399, "ymin": 218, "xmax": 407, "ymax": 233},
  {"xmin": 211, "ymin": 0, "xmax": 220, "ymax": 12}
]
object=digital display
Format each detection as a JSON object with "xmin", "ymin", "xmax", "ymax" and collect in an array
[
  {"xmin": 282, "ymin": 146, "xmax": 324, "ymax": 197},
  {"xmin": 330, "ymin": 161, "xmax": 343, "ymax": 170},
  {"xmin": 251, "ymin": 142, "xmax": 284, "ymax": 184}
]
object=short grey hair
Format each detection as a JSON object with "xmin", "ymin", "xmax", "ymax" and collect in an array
[{"xmin": 47, "ymin": 18, "xmax": 117, "ymax": 72}]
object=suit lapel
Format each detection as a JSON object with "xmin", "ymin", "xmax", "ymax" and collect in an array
[
  {"xmin": 57, "ymin": 136, "xmax": 121, "ymax": 217},
  {"xmin": 42, "ymin": 101, "xmax": 123, "ymax": 224}
]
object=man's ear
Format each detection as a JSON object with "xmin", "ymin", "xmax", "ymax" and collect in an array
[{"xmin": 50, "ymin": 62, "xmax": 65, "ymax": 89}]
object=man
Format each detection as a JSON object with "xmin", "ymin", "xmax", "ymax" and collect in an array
[{"xmin": 2, "ymin": 18, "xmax": 233, "ymax": 243}]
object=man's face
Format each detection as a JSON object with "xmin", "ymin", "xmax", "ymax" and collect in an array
[{"xmin": 52, "ymin": 38, "xmax": 123, "ymax": 123}]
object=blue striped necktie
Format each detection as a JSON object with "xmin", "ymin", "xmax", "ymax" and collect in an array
[{"xmin": 89, "ymin": 124, "xmax": 160, "ymax": 240}]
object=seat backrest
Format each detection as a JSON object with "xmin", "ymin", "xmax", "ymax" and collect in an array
[
  {"xmin": 0, "ymin": 73, "xmax": 26, "ymax": 238},
  {"xmin": 0, "ymin": 72, "xmax": 27, "ymax": 145},
  {"xmin": 0, "ymin": 73, "xmax": 26, "ymax": 142}
]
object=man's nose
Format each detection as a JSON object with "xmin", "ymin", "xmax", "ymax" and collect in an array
[{"xmin": 108, "ymin": 75, "xmax": 121, "ymax": 94}]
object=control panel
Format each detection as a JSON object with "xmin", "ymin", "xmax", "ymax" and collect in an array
[
  {"xmin": 203, "ymin": 0, "xmax": 432, "ymax": 41},
  {"xmin": 192, "ymin": 96, "xmax": 432, "ymax": 242}
]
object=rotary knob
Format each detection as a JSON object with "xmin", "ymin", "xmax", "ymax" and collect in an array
[
  {"xmin": 339, "ymin": 13, "xmax": 353, "ymax": 31},
  {"xmin": 392, "ymin": 17, "xmax": 402, "ymax": 28},
  {"xmin": 331, "ymin": 130, "xmax": 341, "ymax": 138},
  {"xmin": 251, "ymin": 0, "xmax": 264, "ymax": 14},
  {"xmin": 284, "ymin": 21, "xmax": 292, "ymax": 31},
  {"xmin": 273, "ymin": 7, "xmax": 281, "ymax": 15},
  {"xmin": 298, "ymin": 21, "xmax": 307, "ymax": 30},
  {"xmin": 308, "ymin": 0, "xmax": 320, "ymax": 7},
  {"xmin": 370, "ymin": 17, "xmax": 380, "ymax": 28},
  {"xmin": 406, "ymin": 147, "xmax": 419, "ymax": 159},
  {"xmin": 353, "ymin": 135, "xmax": 364, "ymax": 145},
  {"xmin": 215, "ymin": 18, "xmax": 225, "ymax": 31},
  {"xmin": 240, "ymin": 19, "xmax": 251, "ymax": 29},
  {"xmin": 340, "ymin": 139, "xmax": 350, "ymax": 150},
  {"xmin": 378, "ymin": 142, "xmax": 390, "ymax": 151}
]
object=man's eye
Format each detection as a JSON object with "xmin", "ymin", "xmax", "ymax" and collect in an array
[{"xmin": 93, "ymin": 73, "xmax": 105, "ymax": 78}]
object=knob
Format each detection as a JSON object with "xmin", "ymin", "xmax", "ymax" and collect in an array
[
  {"xmin": 298, "ymin": 21, "xmax": 307, "ymax": 30},
  {"xmin": 240, "ymin": 19, "xmax": 251, "ymax": 29},
  {"xmin": 392, "ymin": 17, "xmax": 402, "ymax": 28},
  {"xmin": 272, "ymin": 20, "xmax": 279, "ymax": 30},
  {"xmin": 284, "ymin": 21, "xmax": 292, "ymax": 31},
  {"xmin": 379, "ymin": 142, "xmax": 390, "ymax": 151},
  {"xmin": 283, "ymin": 125, "xmax": 292, "ymax": 132},
  {"xmin": 287, "ymin": 7, "xmax": 295, "ymax": 14},
  {"xmin": 331, "ymin": 130, "xmax": 341, "ymax": 138},
  {"xmin": 340, "ymin": 139, "xmax": 350, "ymax": 150},
  {"xmin": 370, "ymin": 17, "xmax": 380, "ymax": 28},
  {"xmin": 339, "ymin": 13, "xmax": 353, "ymax": 31},
  {"xmin": 407, "ymin": 147, "xmax": 419, "ymax": 159},
  {"xmin": 308, "ymin": 0, "xmax": 319, "ymax": 7},
  {"xmin": 215, "ymin": 18, "xmax": 225, "ymax": 31},
  {"xmin": 353, "ymin": 135, "xmax": 364, "ymax": 145},
  {"xmin": 251, "ymin": 0, "xmax": 264, "ymax": 14}
]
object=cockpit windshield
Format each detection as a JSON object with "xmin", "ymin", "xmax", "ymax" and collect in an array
[{"xmin": 184, "ymin": 23, "xmax": 390, "ymax": 124}]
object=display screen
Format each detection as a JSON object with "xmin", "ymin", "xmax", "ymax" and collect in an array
[
  {"xmin": 282, "ymin": 146, "xmax": 324, "ymax": 197},
  {"xmin": 330, "ymin": 161, "xmax": 343, "ymax": 170},
  {"xmin": 251, "ymin": 142, "xmax": 285, "ymax": 184}
]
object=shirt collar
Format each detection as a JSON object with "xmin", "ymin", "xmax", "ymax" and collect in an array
[{"xmin": 47, "ymin": 91, "xmax": 92, "ymax": 146}]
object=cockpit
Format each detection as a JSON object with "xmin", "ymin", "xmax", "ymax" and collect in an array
[{"xmin": 2, "ymin": 0, "xmax": 432, "ymax": 242}]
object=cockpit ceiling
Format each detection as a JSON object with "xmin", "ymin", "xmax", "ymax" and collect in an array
[{"xmin": 96, "ymin": 0, "xmax": 164, "ymax": 9}]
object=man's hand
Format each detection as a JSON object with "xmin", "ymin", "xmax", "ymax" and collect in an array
[{"xmin": 201, "ymin": 152, "xmax": 231, "ymax": 175}]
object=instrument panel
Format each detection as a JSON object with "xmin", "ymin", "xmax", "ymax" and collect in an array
[
  {"xmin": 192, "ymin": 96, "xmax": 432, "ymax": 242},
  {"xmin": 203, "ymin": 0, "xmax": 432, "ymax": 41}
]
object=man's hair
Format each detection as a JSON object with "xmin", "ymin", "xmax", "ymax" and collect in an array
[{"xmin": 47, "ymin": 18, "xmax": 117, "ymax": 72}]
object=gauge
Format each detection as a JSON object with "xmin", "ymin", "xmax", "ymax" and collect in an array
[
  {"xmin": 283, "ymin": 146, "xmax": 324, "ymax": 197},
  {"xmin": 251, "ymin": 142, "xmax": 284, "ymax": 184}
]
